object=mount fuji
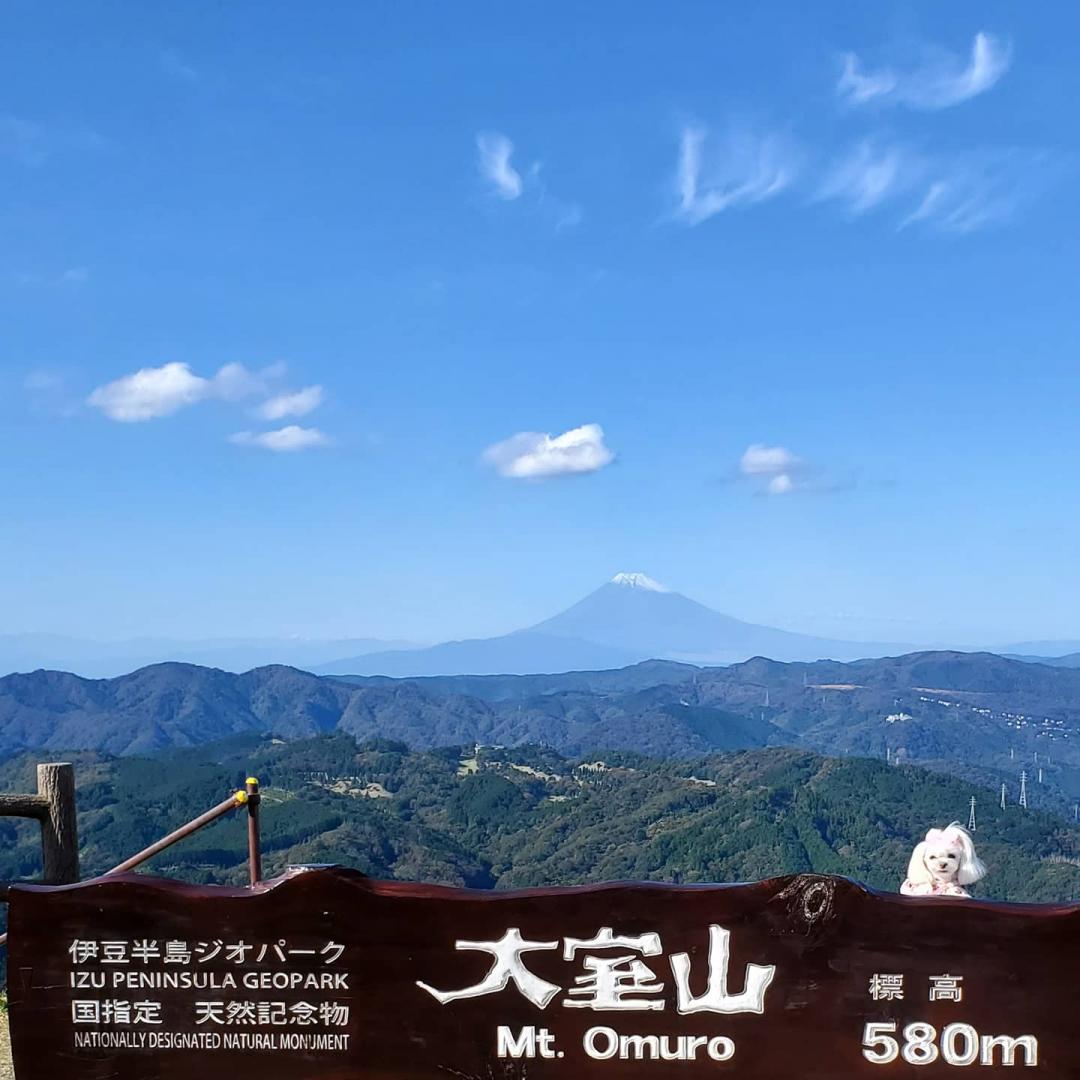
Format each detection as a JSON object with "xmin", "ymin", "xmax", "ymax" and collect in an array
[{"xmin": 315, "ymin": 573, "xmax": 912, "ymax": 676}]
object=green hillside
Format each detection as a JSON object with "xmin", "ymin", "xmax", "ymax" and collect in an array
[{"xmin": 1, "ymin": 733, "xmax": 1078, "ymax": 903}]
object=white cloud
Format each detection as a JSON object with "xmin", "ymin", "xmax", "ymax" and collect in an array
[
  {"xmin": 838, "ymin": 32, "xmax": 1010, "ymax": 110},
  {"xmin": 738, "ymin": 444, "xmax": 809, "ymax": 496},
  {"xmin": 257, "ymin": 385, "xmax": 324, "ymax": 420},
  {"xmin": 674, "ymin": 125, "xmax": 796, "ymax": 225},
  {"xmin": 736, "ymin": 444, "xmax": 855, "ymax": 495},
  {"xmin": 87, "ymin": 361, "xmax": 285, "ymax": 421},
  {"xmin": 767, "ymin": 473, "xmax": 795, "ymax": 496},
  {"xmin": 229, "ymin": 426, "xmax": 329, "ymax": 452},
  {"xmin": 476, "ymin": 132, "xmax": 523, "ymax": 200},
  {"xmin": 483, "ymin": 423, "xmax": 615, "ymax": 479},
  {"xmin": 88, "ymin": 362, "xmax": 211, "ymax": 421},
  {"xmin": 87, "ymin": 361, "xmax": 336, "ymax": 449},
  {"xmin": 740, "ymin": 444, "xmax": 803, "ymax": 477},
  {"xmin": 210, "ymin": 361, "xmax": 270, "ymax": 402}
]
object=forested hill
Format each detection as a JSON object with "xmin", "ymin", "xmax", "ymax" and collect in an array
[
  {"xmin": 2, "ymin": 652, "xmax": 1080, "ymax": 812},
  {"xmin": 0, "ymin": 734, "xmax": 1077, "ymax": 904}
]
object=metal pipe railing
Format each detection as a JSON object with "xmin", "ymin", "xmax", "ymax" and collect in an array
[
  {"xmin": 245, "ymin": 777, "xmax": 262, "ymax": 884},
  {"xmin": 104, "ymin": 789, "xmax": 249, "ymax": 876},
  {"xmin": 0, "ymin": 777, "xmax": 264, "ymax": 948}
]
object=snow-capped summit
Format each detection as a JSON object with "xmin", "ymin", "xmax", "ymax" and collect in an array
[
  {"xmin": 317, "ymin": 571, "xmax": 913, "ymax": 675},
  {"xmin": 610, "ymin": 572, "xmax": 668, "ymax": 593}
]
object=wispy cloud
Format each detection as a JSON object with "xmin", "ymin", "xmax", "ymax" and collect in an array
[
  {"xmin": 22, "ymin": 369, "xmax": 80, "ymax": 417},
  {"xmin": 836, "ymin": 58, "xmax": 898, "ymax": 105},
  {"xmin": 900, "ymin": 152, "xmax": 1043, "ymax": 233},
  {"xmin": 476, "ymin": 132, "xmax": 523, "ymax": 200},
  {"xmin": 838, "ymin": 32, "xmax": 1011, "ymax": 110},
  {"xmin": 474, "ymin": 132, "xmax": 582, "ymax": 230},
  {"xmin": 229, "ymin": 426, "xmax": 329, "ymax": 452},
  {"xmin": 548, "ymin": 196, "xmax": 584, "ymax": 232},
  {"xmin": 673, "ymin": 125, "xmax": 796, "ymax": 225},
  {"xmin": 12, "ymin": 266, "xmax": 90, "ymax": 288},
  {"xmin": 0, "ymin": 114, "xmax": 105, "ymax": 166},
  {"xmin": 257, "ymin": 385, "xmax": 324, "ymax": 420},
  {"xmin": 24, "ymin": 371, "xmax": 64, "ymax": 393},
  {"xmin": 665, "ymin": 33, "xmax": 1045, "ymax": 235},
  {"xmin": 817, "ymin": 140, "xmax": 1050, "ymax": 234},
  {"xmin": 483, "ymin": 423, "xmax": 615, "ymax": 479},
  {"xmin": 160, "ymin": 51, "xmax": 204, "ymax": 86},
  {"xmin": 817, "ymin": 141, "xmax": 914, "ymax": 214}
]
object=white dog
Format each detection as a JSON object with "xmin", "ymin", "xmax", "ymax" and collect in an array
[{"xmin": 900, "ymin": 823, "xmax": 986, "ymax": 898}]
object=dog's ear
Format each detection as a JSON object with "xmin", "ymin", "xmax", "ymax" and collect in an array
[
  {"xmin": 949, "ymin": 824, "xmax": 987, "ymax": 886},
  {"xmin": 906, "ymin": 840, "xmax": 933, "ymax": 886}
]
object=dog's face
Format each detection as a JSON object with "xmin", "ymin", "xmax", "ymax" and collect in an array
[{"xmin": 924, "ymin": 844, "xmax": 961, "ymax": 882}]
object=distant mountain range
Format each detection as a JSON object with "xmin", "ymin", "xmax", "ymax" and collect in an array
[
  {"xmin": 0, "ymin": 634, "xmax": 413, "ymax": 680},
  {"xmin": 1008, "ymin": 652, "xmax": 1080, "ymax": 668},
  {"xmin": 314, "ymin": 632, "xmax": 644, "ymax": 679},
  {"xmin": 5, "ymin": 575, "xmax": 1080, "ymax": 678},
  {"xmin": 3, "ymin": 650, "xmax": 1080, "ymax": 816}
]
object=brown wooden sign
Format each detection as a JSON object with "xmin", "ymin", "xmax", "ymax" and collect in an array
[{"xmin": 7, "ymin": 867, "xmax": 1080, "ymax": 1078}]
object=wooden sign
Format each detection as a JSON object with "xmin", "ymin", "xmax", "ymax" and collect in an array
[{"xmin": 7, "ymin": 867, "xmax": 1080, "ymax": 1077}]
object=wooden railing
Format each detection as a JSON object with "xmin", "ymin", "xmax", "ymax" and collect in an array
[{"xmin": 0, "ymin": 762, "xmax": 79, "ymax": 897}]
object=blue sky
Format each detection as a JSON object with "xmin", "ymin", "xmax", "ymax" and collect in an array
[{"xmin": 2, "ymin": 1, "xmax": 1078, "ymax": 647}]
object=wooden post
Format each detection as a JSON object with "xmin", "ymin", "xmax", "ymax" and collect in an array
[
  {"xmin": 246, "ymin": 777, "xmax": 262, "ymax": 885},
  {"xmin": 36, "ymin": 762, "xmax": 79, "ymax": 885}
]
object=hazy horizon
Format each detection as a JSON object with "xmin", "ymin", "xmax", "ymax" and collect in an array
[{"xmin": 3, "ymin": 571, "xmax": 1077, "ymax": 662}]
